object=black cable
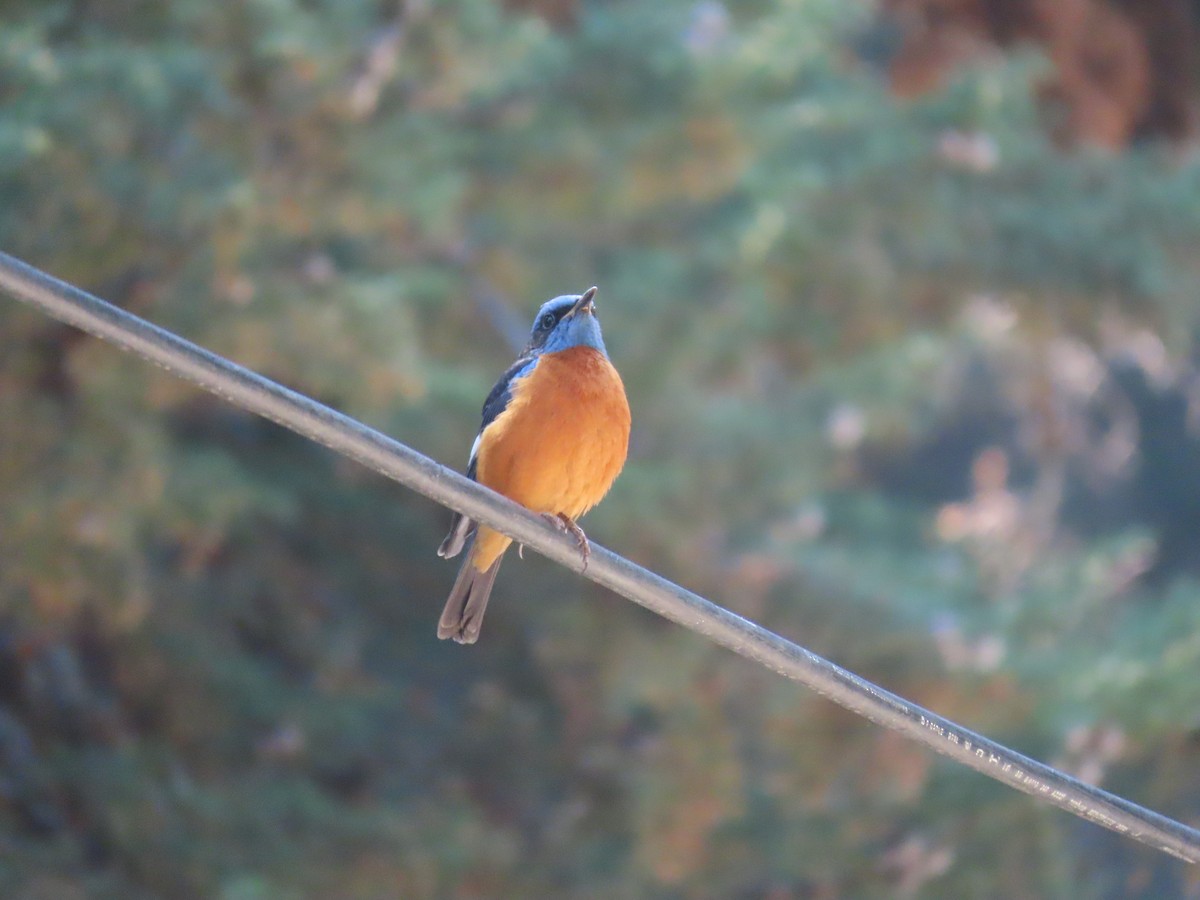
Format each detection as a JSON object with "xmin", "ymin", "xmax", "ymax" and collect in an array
[{"xmin": 2, "ymin": 250, "xmax": 1197, "ymax": 864}]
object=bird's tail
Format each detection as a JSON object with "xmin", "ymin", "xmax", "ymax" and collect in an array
[{"xmin": 437, "ymin": 551, "xmax": 503, "ymax": 645}]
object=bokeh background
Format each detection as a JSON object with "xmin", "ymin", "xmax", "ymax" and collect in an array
[{"xmin": 4, "ymin": 0, "xmax": 1200, "ymax": 896}]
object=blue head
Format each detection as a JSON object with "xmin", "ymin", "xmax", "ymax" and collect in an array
[{"xmin": 525, "ymin": 286, "xmax": 608, "ymax": 357}]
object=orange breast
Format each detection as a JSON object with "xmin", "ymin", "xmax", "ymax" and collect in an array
[{"xmin": 471, "ymin": 346, "xmax": 631, "ymax": 570}]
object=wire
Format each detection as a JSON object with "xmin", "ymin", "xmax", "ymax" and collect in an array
[{"xmin": 2, "ymin": 249, "xmax": 1198, "ymax": 864}]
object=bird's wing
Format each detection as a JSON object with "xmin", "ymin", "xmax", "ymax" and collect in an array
[{"xmin": 437, "ymin": 354, "xmax": 538, "ymax": 559}]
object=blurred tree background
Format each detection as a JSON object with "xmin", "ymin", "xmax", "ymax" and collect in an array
[{"xmin": 3, "ymin": 0, "xmax": 1200, "ymax": 896}]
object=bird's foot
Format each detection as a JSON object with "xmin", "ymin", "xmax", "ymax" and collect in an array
[{"xmin": 544, "ymin": 513, "xmax": 590, "ymax": 572}]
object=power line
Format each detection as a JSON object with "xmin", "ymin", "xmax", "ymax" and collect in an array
[{"xmin": 2, "ymin": 249, "xmax": 1198, "ymax": 865}]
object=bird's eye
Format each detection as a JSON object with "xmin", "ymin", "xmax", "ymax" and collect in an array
[{"xmin": 540, "ymin": 313, "xmax": 556, "ymax": 330}]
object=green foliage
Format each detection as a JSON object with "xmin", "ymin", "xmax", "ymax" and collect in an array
[{"xmin": 3, "ymin": 0, "xmax": 1200, "ymax": 896}]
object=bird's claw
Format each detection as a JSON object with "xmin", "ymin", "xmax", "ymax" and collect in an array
[{"xmin": 542, "ymin": 513, "xmax": 591, "ymax": 571}]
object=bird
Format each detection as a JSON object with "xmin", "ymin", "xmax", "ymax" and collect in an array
[{"xmin": 436, "ymin": 286, "xmax": 631, "ymax": 644}]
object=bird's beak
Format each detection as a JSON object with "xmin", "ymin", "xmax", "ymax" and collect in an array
[{"xmin": 568, "ymin": 286, "xmax": 598, "ymax": 318}]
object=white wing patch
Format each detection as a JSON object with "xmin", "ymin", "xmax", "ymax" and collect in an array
[{"xmin": 468, "ymin": 432, "xmax": 482, "ymax": 470}]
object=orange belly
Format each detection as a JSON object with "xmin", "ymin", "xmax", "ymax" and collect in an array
[{"xmin": 471, "ymin": 346, "xmax": 630, "ymax": 570}]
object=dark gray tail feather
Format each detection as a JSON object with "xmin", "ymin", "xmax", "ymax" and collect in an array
[
  {"xmin": 437, "ymin": 554, "xmax": 502, "ymax": 644},
  {"xmin": 437, "ymin": 512, "xmax": 474, "ymax": 559}
]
